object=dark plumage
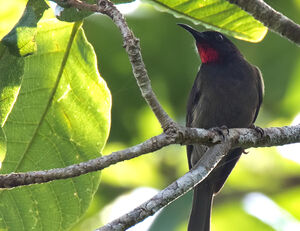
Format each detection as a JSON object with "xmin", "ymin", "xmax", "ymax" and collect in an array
[{"xmin": 178, "ymin": 24, "xmax": 264, "ymax": 231}]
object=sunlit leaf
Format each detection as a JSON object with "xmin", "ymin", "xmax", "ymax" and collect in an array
[
  {"xmin": 0, "ymin": 0, "xmax": 28, "ymax": 40},
  {"xmin": 148, "ymin": 0, "xmax": 267, "ymax": 42},
  {"xmin": 0, "ymin": 10, "xmax": 111, "ymax": 231},
  {"xmin": 2, "ymin": 0, "xmax": 49, "ymax": 56},
  {"xmin": 0, "ymin": 44, "xmax": 23, "ymax": 163},
  {"xmin": 0, "ymin": 44, "xmax": 24, "ymax": 127},
  {"xmin": 0, "ymin": 127, "xmax": 6, "ymax": 162}
]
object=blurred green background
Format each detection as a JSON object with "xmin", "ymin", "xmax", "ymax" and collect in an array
[{"xmin": 71, "ymin": 0, "xmax": 300, "ymax": 230}]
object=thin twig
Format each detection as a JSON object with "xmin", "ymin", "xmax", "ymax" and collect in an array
[{"xmin": 226, "ymin": 0, "xmax": 300, "ymax": 46}]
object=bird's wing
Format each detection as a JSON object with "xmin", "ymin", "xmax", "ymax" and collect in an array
[
  {"xmin": 186, "ymin": 75, "xmax": 201, "ymax": 128},
  {"xmin": 186, "ymin": 72, "xmax": 207, "ymax": 169},
  {"xmin": 252, "ymin": 66, "xmax": 264, "ymax": 123}
]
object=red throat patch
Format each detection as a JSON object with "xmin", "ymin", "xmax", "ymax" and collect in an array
[{"xmin": 196, "ymin": 43, "xmax": 219, "ymax": 63}]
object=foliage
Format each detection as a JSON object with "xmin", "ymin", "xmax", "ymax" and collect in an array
[
  {"xmin": 0, "ymin": 0, "xmax": 299, "ymax": 230},
  {"xmin": 148, "ymin": 0, "xmax": 267, "ymax": 42},
  {"xmin": 0, "ymin": 4, "xmax": 111, "ymax": 231}
]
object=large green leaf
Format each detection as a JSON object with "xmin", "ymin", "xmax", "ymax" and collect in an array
[
  {"xmin": 149, "ymin": 0, "xmax": 267, "ymax": 42},
  {"xmin": 0, "ymin": 9, "xmax": 111, "ymax": 231},
  {"xmin": 0, "ymin": 44, "xmax": 23, "ymax": 162},
  {"xmin": 0, "ymin": 0, "xmax": 47, "ymax": 162},
  {"xmin": 2, "ymin": 0, "xmax": 49, "ymax": 56},
  {"xmin": 0, "ymin": 44, "xmax": 24, "ymax": 128},
  {"xmin": 0, "ymin": 0, "xmax": 28, "ymax": 40}
]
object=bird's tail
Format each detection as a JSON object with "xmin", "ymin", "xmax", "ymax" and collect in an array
[{"xmin": 188, "ymin": 181, "xmax": 214, "ymax": 231}]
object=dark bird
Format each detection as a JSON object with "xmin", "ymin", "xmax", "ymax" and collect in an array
[{"xmin": 178, "ymin": 23, "xmax": 264, "ymax": 231}]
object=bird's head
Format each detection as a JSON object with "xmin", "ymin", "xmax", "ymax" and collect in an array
[{"xmin": 178, "ymin": 23, "xmax": 241, "ymax": 64}]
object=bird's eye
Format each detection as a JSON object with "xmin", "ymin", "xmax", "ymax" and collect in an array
[{"xmin": 216, "ymin": 34, "xmax": 223, "ymax": 41}]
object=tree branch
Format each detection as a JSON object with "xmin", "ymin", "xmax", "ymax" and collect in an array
[
  {"xmin": 185, "ymin": 124, "xmax": 300, "ymax": 148},
  {"xmin": 0, "ymin": 125, "xmax": 299, "ymax": 188},
  {"xmin": 226, "ymin": 0, "xmax": 300, "ymax": 46},
  {"xmin": 0, "ymin": 133, "xmax": 171, "ymax": 188},
  {"xmin": 96, "ymin": 142, "xmax": 232, "ymax": 231},
  {"xmin": 96, "ymin": 124, "xmax": 300, "ymax": 230}
]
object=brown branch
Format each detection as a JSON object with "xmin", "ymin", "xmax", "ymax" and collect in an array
[
  {"xmin": 226, "ymin": 0, "xmax": 300, "ymax": 46},
  {"xmin": 0, "ymin": 125, "xmax": 299, "ymax": 188}
]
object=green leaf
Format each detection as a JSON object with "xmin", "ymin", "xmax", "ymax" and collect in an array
[
  {"xmin": 0, "ymin": 0, "xmax": 28, "ymax": 40},
  {"xmin": 0, "ymin": 43, "xmax": 24, "ymax": 163},
  {"xmin": 53, "ymin": 0, "xmax": 95, "ymax": 22},
  {"xmin": 0, "ymin": 43, "xmax": 24, "ymax": 127},
  {"xmin": 0, "ymin": 9, "xmax": 111, "ymax": 231},
  {"xmin": 1, "ymin": 0, "xmax": 49, "ymax": 56},
  {"xmin": 148, "ymin": 0, "xmax": 267, "ymax": 42},
  {"xmin": 0, "ymin": 127, "xmax": 6, "ymax": 162}
]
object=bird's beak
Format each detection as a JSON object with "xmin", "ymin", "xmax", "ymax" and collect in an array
[{"xmin": 177, "ymin": 23, "xmax": 206, "ymax": 42}]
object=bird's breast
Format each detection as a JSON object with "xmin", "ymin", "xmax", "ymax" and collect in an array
[{"xmin": 190, "ymin": 61, "xmax": 259, "ymax": 129}]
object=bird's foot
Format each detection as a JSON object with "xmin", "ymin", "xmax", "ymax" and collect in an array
[
  {"xmin": 210, "ymin": 125, "xmax": 229, "ymax": 140},
  {"xmin": 250, "ymin": 124, "xmax": 264, "ymax": 137},
  {"xmin": 164, "ymin": 120, "xmax": 185, "ymax": 143}
]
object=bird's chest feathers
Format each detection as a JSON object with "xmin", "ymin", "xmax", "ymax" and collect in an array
[
  {"xmin": 201, "ymin": 62, "xmax": 251, "ymax": 96},
  {"xmin": 197, "ymin": 44, "xmax": 220, "ymax": 63},
  {"xmin": 190, "ymin": 64, "xmax": 257, "ymax": 128},
  {"xmin": 202, "ymin": 69, "xmax": 253, "ymax": 111}
]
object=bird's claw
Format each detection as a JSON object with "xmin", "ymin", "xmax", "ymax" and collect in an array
[
  {"xmin": 220, "ymin": 125, "xmax": 229, "ymax": 134},
  {"xmin": 251, "ymin": 124, "xmax": 264, "ymax": 137},
  {"xmin": 210, "ymin": 125, "xmax": 229, "ymax": 141}
]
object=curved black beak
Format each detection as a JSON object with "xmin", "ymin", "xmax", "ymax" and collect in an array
[{"xmin": 177, "ymin": 23, "xmax": 206, "ymax": 42}]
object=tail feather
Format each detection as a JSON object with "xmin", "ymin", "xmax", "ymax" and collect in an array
[
  {"xmin": 188, "ymin": 181, "xmax": 214, "ymax": 231},
  {"xmin": 187, "ymin": 148, "xmax": 243, "ymax": 231}
]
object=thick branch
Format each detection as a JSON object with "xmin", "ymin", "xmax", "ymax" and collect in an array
[
  {"xmin": 226, "ymin": 0, "xmax": 300, "ymax": 46},
  {"xmin": 96, "ymin": 142, "xmax": 231, "ymax": 231},
  {"xmin": 185, "ymin": 124, "xmax": 300, "ymax": 148},
  {"xmin": 0, "ymin": 125, "xmax": 299, "ymax": 188},
  {"xmin": 55, "ymin": 0, "xmax": 175, "ymax": 131}
]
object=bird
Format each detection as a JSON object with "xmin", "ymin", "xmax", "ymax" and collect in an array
[{"xmin": 178, "ymin": 23, "xmax": 264, "ymax": 231}]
